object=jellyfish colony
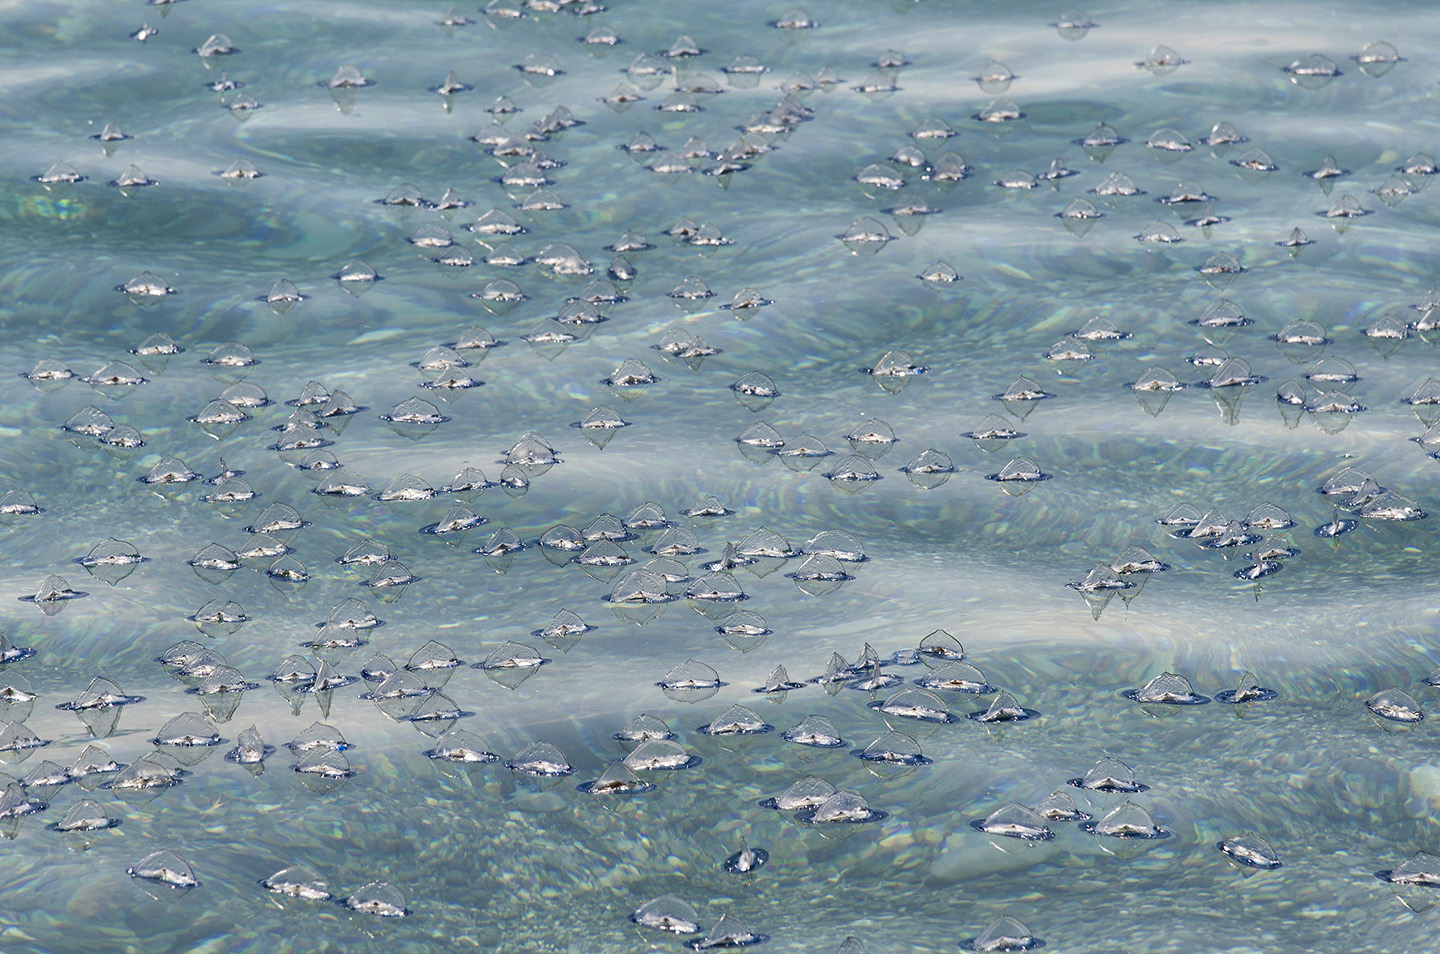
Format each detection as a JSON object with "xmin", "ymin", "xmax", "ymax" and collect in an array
[{"xmin": 4, "ymin": 0, "xmax": 1440, "ymax": 950}]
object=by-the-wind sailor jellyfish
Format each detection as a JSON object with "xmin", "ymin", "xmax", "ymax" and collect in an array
[
  {"xmin": 631, "ymin": 896, "xmax": 702, "ymax": 935},
  {"xmin": 624, "ymin": 739, "xmax": 700, "ymax": 771},
  {"xmin": 698, "ymin": 704, "xmax": 772, "ymax": 736},
  {"xmin": 262, "ymin": 865, "xmax": 332, "ymax": 902},
  {"xmin": 869, "ymin": 687, "xmax": 954, "ymax": 723},
  {"xmin": 759, "ymin": 776, "xmax": 837, "ymax": 811},
  {"xmin": 918, "ymin": 629, "xmax": 965, "ymax": 662},
  {"xmin": 1217, "ymin": 833, "xmax": 1283, "ymax": 870},
  {"xmin": 1083, "ymin": 800, "xmax": 1171, "ymax": 839},
  {"xmin": 917, "ymin": 662, "xmax": 993, "ymax": 694},
  {"xmin": 796, "ymin": 791, "xmax": 889, "ymax": 825},
  {"xmin": 1069, "ymin": 757, "xmax": 1148, "ymax": 793},
  {"xmin": 961, "ymin": 916, "xmax": 1043, "ymax": 952},
  {"xmin": 853, "ymin": 731, "xmax": 930, "ymax": 766},
  {"xmin": 578, "ymin": 761, "xmax": 654, "ymax": 795},
  {"xmin": 1378, "ymin": 851, "xmax": 1440, "ymax": 886},
  {"xmin": 722, "ymin": 842, "xmax": 769, "ymax": 874},
  {"xmin": 782, "ymin": 715, "xmax": 845, "ymax": 747},
  {"xmin": 1367, "ymin": 689, "xmax": 1423, "ymax": 723},
  {"xmin": 969, "ymin": 803, "xmax": 1055, "ymax": 841},
  {"xmin": 968, "ymin": 691, "xmax": 1039, "ymax": 723},
  {"xmin": 1123, "ymin": 672, "xmax": 1210, "ymax": 705},
  {"xmin": 506, "ymin": 741, "xmax": 574, "ymax": 778},
  {"xmin": 47, "ymin": 798, "xmax": 118, "ymax": 832},
  {"xmin": 1215, "ymin": 672, "xmax": 1279, "ymax": 704},
  {"xmin": 687, "ymin": 914, "xmax": 769, "ymax": 950},
  {"xmin": 128, "ymin": 850, "xmax": 199, "ymax": 889},
  {"xmin": 346, "ymin": 882, "xmax": 407, "ymax": 918}
]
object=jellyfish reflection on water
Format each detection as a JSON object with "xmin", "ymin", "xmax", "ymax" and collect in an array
[{"xmin": 5, "ymin": 0, "xmax": 1440, "ymax": 951}]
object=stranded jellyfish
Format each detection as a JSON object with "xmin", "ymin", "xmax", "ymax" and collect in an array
[
  {"xmin": 986, "ymin": 458, "xmax": 1049, "ymax": 484},
  {"xmin": 614, "ymin": 713, "xmax": 675, "ymax": 744}
]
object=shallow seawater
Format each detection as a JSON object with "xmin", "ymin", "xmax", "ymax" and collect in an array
[{"xmin": 1, "ymin": 0, "xmax": 1439, "ymax": 951}]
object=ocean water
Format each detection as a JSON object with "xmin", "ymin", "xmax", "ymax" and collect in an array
[{"xmin": 1, "ymin": 0, "xmax": 1439, "ymax": 951}]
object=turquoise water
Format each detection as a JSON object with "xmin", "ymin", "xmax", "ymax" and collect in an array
[{"xmin": 1, "ymin": 0, "xmax": 1440, "ymax": 951}]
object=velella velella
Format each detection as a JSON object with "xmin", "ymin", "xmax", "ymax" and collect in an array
[
  {"xmin": 918, "ymin": 629, "xmax": 965, "ymax": 663},
  {"xmin": 623, "ymin": 738, "xmax": 700, "ymax": 771},
  {"xmin": 759, "ymin": 775, "xmax": 836, "ymax": 812},
  {"xmin": 6, "ymin": 0, "xmax": 1440, "ymax": 947},
  {"xmin": 1214, "ymin": 672, "xmax": 1279, "ymax": 704},
  {"xmin": 224, "ymin": 725, "xmax": 270, "ymax": 765},
  {"xmin": 1367, "ymin": 688, "xmax": 1423, "ymax": 723},
  {"xmin": 614, "ymin": 713, "xmax": 674, "ymax": 745},
  {"xmin": 969, "ymin": 803, "xmax": 1054, "ymax": 841},
  {"xmin": 698, "ymin": 703, "xmax": 771, "ymax": 736},
  {"xmin": 1069, "ymin": 756, "xmax": 1149, "ymax": 793},
  {"xmin": 128, "ymin": 850, "xmax": 199, "ymax": 890},
  {"xmin": 986, "ymin": 457, "xmax": 1049, "ymax": 485},
  {"xmin": 853, "ymin": 730, "xmax": 930, "ymax": 766},
  {"xmin": 152, "ymin": 712, "xmax": 221, "ymax": 748},
  {"xmin": 47, "ymin": 798, "xmax": 117, "ymax": 833},
  {"xmin": 425, "ymin": 729, "xmax": 499, "ymax": 764},
  {"xmin": 869, "ymin": 686, "xmax": 954, "ymax": 724},
  {"xmin": 782, "ymin": 715, "xmax": 844, "ymax": 747},
  {"xmin": 1378, "ymin": 851, "xmax": 1440, "ymax": 887},
  {"xmin": 1217, "ymin": 833, "xmax": 1283, "ymax": 870},
  {"xmin": 1037, "ymin": 790, "xmax": 1091, "ymax": 822},
  {"xmin": 1084, "ymin": 800, "xmax": 1170, "ymax": 839},
  {"xmin": 722, "ymin": 843, "xmax": 769, "ymax": 874},
  {"xmin": 657, "ymin": 660, "xmax": 723, "ymax": 693},
  {"xmin": 796, "ymin": 791, "xmax": 888, "ymax": 826},
  {"xmin": 968, "ymin": 691, "xmax": 1039, "ymax": 723},
  {"xmin": 961, "ymin": 916, "xmax": 1043, "ymax": 952},
  {"xmin": 107, "ymin": 756, "xmax": 177, "ymax": 794},
  {"xmin": 261, "ymin": 865, "xmax": 331, "ymax": 902},
  {"xmin": 505, "ymin": 741, "xmax": 573, "ymax": 779},
  {"xmin": 632, "ymin": 896, "xmax": 702, "ymax": 934},
  {"xmin": 1123, "ymin": 672, "xmax": 1210, "ymax": 705},
  {"xmin": 916, "ymin": 662, "xmax": 993, "ymax": 694},
  {"xmin": 346, "ymin": 882, "xmax": 407, "ymax": 918}
]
